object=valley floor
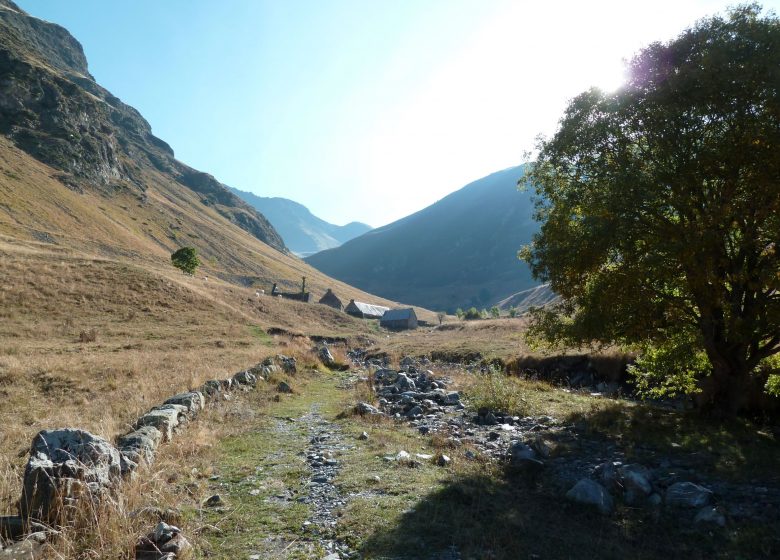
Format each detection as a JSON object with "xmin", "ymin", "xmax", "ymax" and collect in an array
[{"xmin": 1, "ymin": 245, "xmax": 779, "ymax": 559}]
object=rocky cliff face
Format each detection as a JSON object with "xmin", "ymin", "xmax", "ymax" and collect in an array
[{"xmin": 0, "ymin": 0, "xmax": 286, "ymax": 252}]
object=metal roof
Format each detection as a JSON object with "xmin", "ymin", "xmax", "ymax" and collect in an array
[
  {"xmin": 347, "ymin": 300, "xmax": 389, "ymax": 318},
  {"xmin": 381, "ymin": 308, "xmax": 416, "ymax": 321}
]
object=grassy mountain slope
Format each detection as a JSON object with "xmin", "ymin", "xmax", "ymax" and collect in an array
[
  {"xmin": 230, "ymin": 187, "xmax": 372, "ymax": 257},
  {"xmin": 306, "ymin": 165, "xmax": 538, "ymax": 312},
  {"xmin": 0, "ymin": 0, "xmax": 285, "ymax": 253}
]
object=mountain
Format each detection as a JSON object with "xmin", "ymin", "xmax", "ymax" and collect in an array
[
  {"xmin": 495, "ymin": 284, "xmax": 559, "ymax": 314},
  {"xmin": 306, "ymin": 165, "xmax": 539, "ymax": 312},
  {"xmin": 0, "ymin": 0, "xmax": 432, "ymax": 317},
  {"xmin": 229, "ymin": 187, "xmax": 372, "ymax": 257},
  {"xmin": 0, "ymin": 0, "xmax": 285, "ymax": 253}
]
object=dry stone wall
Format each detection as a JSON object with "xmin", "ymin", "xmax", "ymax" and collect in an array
[{"xmin": 0, "ymin": 355, "xmax": 296, "ymax": 559}]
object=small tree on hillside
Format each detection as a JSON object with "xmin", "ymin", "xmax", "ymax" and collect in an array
[
  {"xmin": 521, "ymin": 5, "xmax": 780, "ymax": 416},
  {"xmin": 463, "ymin": 307, "xmax": 482, "ymax": 320},
  {"xmin": 490, "ymin": 306, "xmax": 500, "ymax": 319},
  {"xmin": 437, "ymin": 311, "xmax": 446, "ymax": 325},
  {"xmin": 455, "ymin": 308, "xmax": 465, "ymax": 319},
  {"xmin": 171, "ymin": 247, "xmax": 200, "ymax": 275},
  {"xmin": 508, "ymin": 307, "xmax": 518, "ymax": 318}
]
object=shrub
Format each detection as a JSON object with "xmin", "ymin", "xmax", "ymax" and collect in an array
[
  {"xmin": 463, "ymin": 307, "xmax": 481, "ymax": 320},
  {"xmin": 489, "ymin": 306, "xmax": 500, "ymax": 319},
  {"xmin": 508, "ymin": 307, "xmax": 518, "ymax": 318},
  {"xmin": 170, "ymin": 247, "xmax": 200, "ymax": 274}
]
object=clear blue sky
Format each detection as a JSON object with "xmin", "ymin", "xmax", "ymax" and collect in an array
[{"xmin": 16, "ymin": 0, "xmax": 771, "ymax": 227}]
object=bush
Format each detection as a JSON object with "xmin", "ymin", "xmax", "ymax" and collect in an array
[
  {"xmin": 489, "ymin": 306, "xmax": 500, "ymax": 318},
  {"xmin": 463, "ymin": 307, "xmax": 481, "ymax": 320},
  {"xmin": 508, "ymin": 307, "xmax": 518, "ymax": 318},
  {"xmin": 170, "ymin": 247, "xmax": 200, "ymax": 274},
  {"xmin": 455, "ymin": 308, "xmax": 464, "ymax": 319}
]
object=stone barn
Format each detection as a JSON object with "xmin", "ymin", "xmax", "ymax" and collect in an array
[
  {"xmin": 318, "ymin": 288, "xmax": 343, "ymax": 310},
  {"xmin": 345, "ymin": 299, "xmax": 389, "ymax": 319},
  {"xmin": 380, "ymin": 308, "xmax": 418, "ymax": 330}
]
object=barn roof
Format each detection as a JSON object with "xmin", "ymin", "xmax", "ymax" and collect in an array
[
  {"xmin": 381, "ymin": 308, "xmax": 416, "ymax": 321},
  {"xmin": 346, "ymin": 300, "xmax": 389, "ymax": 318}
]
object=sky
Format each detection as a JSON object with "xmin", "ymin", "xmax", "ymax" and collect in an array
[{"xmin": 16, "ymin": 0, "xmax": 778, "ymax": 228}]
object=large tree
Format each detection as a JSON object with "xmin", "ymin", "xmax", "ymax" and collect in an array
[{"xmin": 521, "ymin": 4, "xmax": 780, "ymax": 415}]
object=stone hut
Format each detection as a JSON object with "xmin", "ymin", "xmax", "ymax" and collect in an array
[
  {"xmin": 380, "ymin": 308, "xmax": 418, "ymax": 330},
  {"xmin": 345, "ymin": 299, "xmax": 389, "ymax": 319},
  {"xmin": 318, "ymin": 288, "xmax": 343, "ymax": 310}
]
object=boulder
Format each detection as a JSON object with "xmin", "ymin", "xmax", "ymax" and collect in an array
[
  {"xmin": 117, "ymin": 426, "xmax": 163, "ymax": 468},
  {"xmin": 200, "ymin": 379, "xmax": 222, "ymax": 397},
  {"xmin": 619, "ymin": 464, "xmax": 653, "ymax": 503},
  {"xmin": 275, "ymin": 354, "xmax": 296, "ymax": 373},
  {"xmin": 355, "ymin": 402, "xmax": 382, "ymax": 416},
  {"xmin": 395, "ymin": 373, "xmax": 416, "ymax": 391},
  {"xmin": 277, "ymin": 381, "xmax": 292, "ymax": 394},
  {"xmin": 136, "ymin": 522, "xmax": 191, "ymax": 559},
  {"xmin": 20, "ymin": 429, "xmax": 122, "ymax": 524},
  {"xmin": 444, "ymin": 391, "xmax": 460, "ymax": 405},
  {"xmin": 164, "ymin": 391, "xmax": 205, "ymax": 415},
  {"xmin": 319, "ymin": 346, "xmax": 335, "ymax": 367},
  {"xmin": 665, "ymin": 482, "xmax": 713, "ymax": 508},
  {"xmin": 233, "ymin": 370, "xmax": 257, "ymax": 387},
  {"xmin": 566, "ymin": 479, "xmax": 614, "ymax": 515},
  {"xmin": 135, "ymin": 406, "xmax": 186, "ymax": 442},
  {"xmin": 508, "ymin": 442, "xmax": 544, "ymax": 471}
]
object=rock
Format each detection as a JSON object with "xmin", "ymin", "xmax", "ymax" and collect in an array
[
  {"xmin": 319, "ymin": 346, "xmax": 335, "ymax": 367},
  {"xmin": 396, "ymin": 451, "xmax": 411, "ymax": 461},
  {"xmin": 508, "ymin": 442, "xmax": 543, "ymax": 470},
  {"xmin": 0, "ymin": 536, "xmax": 45, "ymax": 559},
  {"xmin": 484, "ymin": 412, "xmax": 498, "ymax": 425},
  {"xmin": 355, "ymin": 402, "xmax": 381, "ymax": 416},
  {"xmin": 619, "ymin": 464, "xmax": 653, "ymax": 497},
  {"xmin": 0, "ymin": 517, "xmax": 48, "ymax": 541},
  {"xmin": 694, "ymin": 506, "xmax": 726, "ymax": 527},
  {"xmin": 437, "ymin": 454, "xmax": 451, "ymax": 467},
  {"xmin": 200, "ymin": 379, "xmax": 222, "ymax": 397},
  {"xmin": 135, "ymin": 406, "xmax": 185, "ymax": 442},
  {"xmin": 277, "ymin": 381, "xmax": 293, "ymax": 394},
  {"xmin": 164, "ymin": 391, "xmax": 205, "ymax": 414},
  {"xmin": 20, "ymin": 429, "xmax": 122, "ymax": 524},
  {"xmin": 665, "ymin": 482, "xmax": 713, "ymax": 508},
  {"xmin": 277, "ymin": 354, "xmax": 297, "ymax": 373},
  {"xmin": 396, "ymin": 373, "xmax": 416, "ymax": 391},
  {"xmin": 358, "ymin": 431, "xmax": 369, "ymax": 440},
  {"xmin": 596, "ymin": 461, "xmax": 621, "ymax": 493},
  {"xmin": 400, "ymin": 356, "xmax": 415, "ymax": 367},
  {"xmin": 444, "ymin": 391, "xmax": 460, "ymax": 405},
  {"xmin": 566, "ymin": 479, "xmax": 614, "ymax": 515},
  {"xmin": 647, "ymin": 493, "xmax": 663, "ymax": 507},
  {"xmin": 233, "ymin": 370, "xmax": 258, "ymax": 387},
  {"xmin": 136, "ymin": 522, "xmax": 191, "ymax": 559},
  {"xmin": 530, "ymin": 436, "xmax": 556, "ymax": 459},
  {"xmin": 203, "ymin": 494, "xmax": 224, "ymax": 508},
  {"xmin": 117, "ymin": 425, "xmax": 163, "ymax": 468},
  {"xmin": 406, "ymin": 406, "xmax": 423, "ymax": 418}
]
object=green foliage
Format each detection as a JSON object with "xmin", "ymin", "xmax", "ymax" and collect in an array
[
  {"xmin": 522, "ymin": 5, "xmax": 780, "ymax": 412},
  {"xmin": 489, "ymin": 306, "xmax": 500, "ymax": 319},
  {"xmin": 170, "ymin": 246, "xmax": 200, "ymax": 274},
  {"xmin": 508, "ymin": 307, "xmax": 518, "ymax": 318},
  {"xmin": 465, "ymin": 367, "xmax": 528, "ymax": 416},
  {"xmin": 627, "ymin": 334, "xmax": 709, "ymax": 398},
  {"xmin": 455, "ymin": 308, "xmax": 464, "ymax": 319},
  {"xmin": 463, "ymin": 307, "xmax": 482, "ymax": 320}
]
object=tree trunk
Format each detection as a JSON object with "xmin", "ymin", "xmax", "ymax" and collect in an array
[{"xmin": 705, "ymin": 356, "xmax": 751, "ymax": 418}]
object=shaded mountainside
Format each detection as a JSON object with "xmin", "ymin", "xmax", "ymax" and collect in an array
[
  {"xmin": 229, "ymin": 187, "xmax": 372, "ymax": 257},
  {"xmin": 0, "ymin": 0, "xmax": 285, "ymax": 252},
  {"xmin": 306, "ymin": 165, "xmax": 539, "ymax": 312}
]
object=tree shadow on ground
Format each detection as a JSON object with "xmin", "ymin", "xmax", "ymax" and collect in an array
[
  {"xmin": 357, "ymin": 466, "xmax": 778, "ymax": 560},
  {"xmin": 357, "ymin": 398, "xmax": 780, "ymax": 560}
]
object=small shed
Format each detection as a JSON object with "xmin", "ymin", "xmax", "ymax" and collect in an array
[
  {"xmin": 345, "ymin": 299, "xmax": 389, "ymax": 319},
  {"xmin": 319, "ymin": 288, "xmax": 343, "ymax": 310},
  {"xmin": 380, "ymin": 308, "xmax": 418, "ymax": 330}
]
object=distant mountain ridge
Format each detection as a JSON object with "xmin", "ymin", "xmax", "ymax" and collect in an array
[
  {"xmin": 230, "ymin": 187, "xmax": 372, "ymax": 256},
  {"xmin": 306, "ymin": 165, "xmax": 540, "ymax": 312}
]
